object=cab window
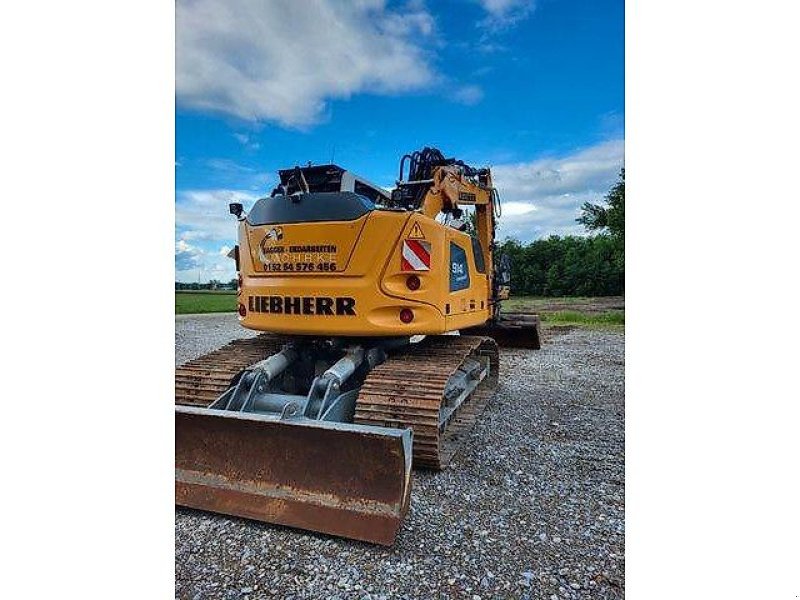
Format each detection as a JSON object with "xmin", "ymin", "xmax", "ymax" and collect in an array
[
  {"xmin": 470, "ymin": 236, "xmax": 486, "ymax": 273},
  {"xmin": 247, "ymin": 192, "xmax": 374, "ymax": 225}
]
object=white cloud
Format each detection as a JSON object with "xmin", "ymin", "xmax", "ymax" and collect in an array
[
  {"xmin": 175, "ymin": 239, "xmax": 202, "ymax": 271},
  {"xmin": 214, "ymin": 165, "xmax": 271, "ymax": 192},
  {"xmin": 204, "ymin": 158, "xmax": 255, "ymax": 174},
  {"xmin": 501, "ymin": 201, "xmax": 537, "ymax": 216},
  {"xmin": 176, "ymin": 186, "xmax": 271, "ymax": 282},
  {"xmin": 493, "ymin": 139, "xmax": 624, "ymax": 199},
  {"xmin": 492, "ymin": 138, "xmax": 624, "ymax": 241},
  {"xmin": 233, "ymin": 132, "xmax": 261, "ymax": 151},
  {"xmin": 175, "ymin": 237, "xmax": 239, "ymax": 283},
  {"xmin": 176, "ymin": 0, "xmax": 436, "ymax": 126},
  {"xmin": 477, "ymin": 0, "xmax": 536, "ymax": 29},
  {"xmin": 176, "ymin": 189, "xmax": 260, "ymax": 243},
  {"xmin": 452, "ymin": 84, "xmax": 485, "ymax": 106}
]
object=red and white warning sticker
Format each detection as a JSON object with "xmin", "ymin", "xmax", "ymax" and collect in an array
[{"xmin": 401, "ymin": 239, "xmax": 431, "ymax": 271}]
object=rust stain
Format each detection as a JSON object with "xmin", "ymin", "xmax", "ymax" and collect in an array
[{"xmin": 175, "ymin": 407, "xmax": 412, "ymax": 546}]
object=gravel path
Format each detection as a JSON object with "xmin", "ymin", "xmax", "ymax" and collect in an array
[{"xmin": 175, "ymin": 314, "xmax": 625, "ymax": 599}]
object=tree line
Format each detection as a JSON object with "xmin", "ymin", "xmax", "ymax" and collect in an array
[
  {"xmin": 175, "ymin": 279, "xmax": 238, "ymax": 291},
  {"xmin": 498, "ymin": 169, "xmax": 624, "ymax": 297}
]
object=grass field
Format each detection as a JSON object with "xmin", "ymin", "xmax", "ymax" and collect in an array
[
  {"xmin": 502, "ymin": 295, "xmax": 624, "ymax": 327},
  {"xmin": 175, "ymin": 291, "xmax": 624, "ymax": 326},
  {"xmin": 175, "ymin": 291, "xmax": 237, "ymax": 314},
  {"xmin": 539, "ymin": 310, "xmax": 624, "ymax": 326}
]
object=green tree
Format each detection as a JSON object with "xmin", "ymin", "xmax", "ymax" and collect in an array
[
  {"xmin": 497, "ymin": 234, "xmax": 624, "ymax": 297},
  {"xmin": 485, "ymin": 172, "xmax": 626, "ymax": 297},
  {"xmin": 578, "ymin": 169, "xmax": 624, "ymax": 274},
  {"xmin": 577, "ymin": 168, "xmax": 625, "ymax": 239}
]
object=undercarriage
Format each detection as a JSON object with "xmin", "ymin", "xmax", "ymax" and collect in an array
[{"xmin": 175, "ymin": 333, "xmax": 504, "ymax": 544}]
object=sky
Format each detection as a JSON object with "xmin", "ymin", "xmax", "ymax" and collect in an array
[{"xmin": 175, "ymin": 0, "xmax": 624, "ymax": 283}]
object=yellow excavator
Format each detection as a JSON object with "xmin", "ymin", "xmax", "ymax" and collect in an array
[{"xmin": 175, "ymin": 148, "xmax": 540, "ymax": 545}]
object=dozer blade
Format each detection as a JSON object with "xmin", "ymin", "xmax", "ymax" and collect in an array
[
  {"xmin": 462, "ymin": 313, "xmax": 541, "ymax": 349},
  {"xmin": 176, "ymin": 406, "xmax": 412, "ymax": 546}
]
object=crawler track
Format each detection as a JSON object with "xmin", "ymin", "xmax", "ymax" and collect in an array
[
  {"xmin": 175, "ymin": 334, "xmax": 286, "ymax": 407},
  {"xmin": 175, "ymin": 333, "xmax": 501, "ymax": 471},
  {"xmin": 355, "ymin": 335, "xmax": 499, "ymax": 469}
]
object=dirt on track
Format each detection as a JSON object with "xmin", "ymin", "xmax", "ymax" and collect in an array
[{"xmin": 175, "ymin": 314, "xmax": 624, "ymax": 599}]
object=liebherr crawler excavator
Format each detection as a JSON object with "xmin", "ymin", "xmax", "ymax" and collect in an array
[{"xmin": 175, "ymin": 148, "xmax": 540, "ymax": 545}]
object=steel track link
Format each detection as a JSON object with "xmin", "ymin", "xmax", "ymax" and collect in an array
[
  {"xmin": 354, "ymin": 335, "xmax": 499, "ymax": 470},
  {"xmin": 175, "ymin": 334, "xmax": 287, "ymax": 407}
]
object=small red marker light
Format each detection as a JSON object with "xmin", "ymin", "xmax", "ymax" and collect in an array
[
  {"xmin": 399, "ymin": 308, "xmax": 414, "ymax": 323},
  {"xmin": 238, "ymin": 303, "xmax": 247, "ymax": 317},
  {"xmin": 406, "ymin": 275, "xmax": 421, "ymax": 291}
]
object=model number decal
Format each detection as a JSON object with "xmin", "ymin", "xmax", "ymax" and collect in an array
[{"xmin": 458, "ymin": 192, "xmax": 476, "ymax": 203}]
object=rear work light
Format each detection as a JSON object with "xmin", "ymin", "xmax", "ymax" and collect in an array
[
  {"xmin": 399, "ymin": 308, "xmax": 414, "ymax": 323},
  {"xmin": 405, "ymin": 275, "xmax": 421, "ymax": 291}
]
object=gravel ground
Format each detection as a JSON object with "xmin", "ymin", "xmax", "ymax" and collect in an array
[{"xmin": 176, "ymin": 314, "xmax": 625, "ymax": 599}]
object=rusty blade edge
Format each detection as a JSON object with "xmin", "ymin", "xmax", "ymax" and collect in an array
[
  {"xmin": 176, "ymin": 469, "xmax": 407, "ymax": 517},
  {"xmin": 176, "ymin": 482, "xmax": 406, "ymax": 546}
]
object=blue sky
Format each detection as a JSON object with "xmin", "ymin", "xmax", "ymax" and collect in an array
[{"xmin": 176, "ymin": 0, "xmax": 624, "ymax": 282}]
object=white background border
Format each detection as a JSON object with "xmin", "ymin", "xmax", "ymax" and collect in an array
[{"xmin": 2, "ymin": 1, "xmax": 799, "ymax": 597}]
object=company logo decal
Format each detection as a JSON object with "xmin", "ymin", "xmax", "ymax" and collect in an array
[
  {"xmin": 265, "ymin": 226, "xmax": 283, "ymax": 241},
  {"xmin": 257, "ymin": 227, "xmax": 338, "ymax": 272},
  {"xmin": 248, "ymin": 296, "xmax": 356, "ymax": 316}
]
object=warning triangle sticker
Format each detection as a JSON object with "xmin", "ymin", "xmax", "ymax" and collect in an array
[{"xmin": 409, "ymin": 222, "xmax": 425, "ymax": 239}]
